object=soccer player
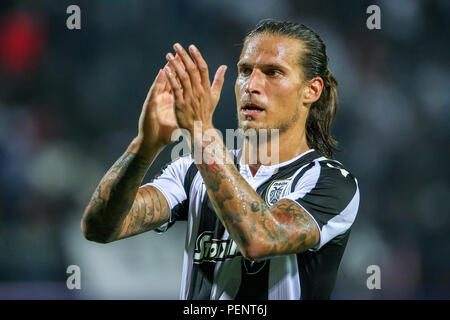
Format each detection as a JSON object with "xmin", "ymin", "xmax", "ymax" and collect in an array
[{"xmin": 81, "ymin": 20, "xmax": 360, "ymax": 299}]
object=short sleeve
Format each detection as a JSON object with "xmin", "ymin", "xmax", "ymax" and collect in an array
[
  {"xmin": 143, "ymin": 155, "xmax": 196, "ymax": 232},
  {"xmin": 281, "ymin": 160, "xmax": 360, "ymax": 251}
]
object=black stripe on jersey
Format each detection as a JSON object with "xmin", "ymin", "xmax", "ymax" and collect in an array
[
  {"xmin": 234, "ymin": 258, "xmax": 269, "ymax": 300},
  {"xmin": 184, "ymin": 162, "xmax": 199, "ymax": 198},
  {"xmin": 295, "ymin": 161, "xmax": 357, "ymax": 230},
  {"xmin": 297, "ymin": 230, "xmax": 350, "ymax": 300}
]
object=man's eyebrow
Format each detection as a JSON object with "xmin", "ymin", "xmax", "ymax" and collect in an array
[
  {"xmin": 237, "ymin": 62, "xmax": 288, "ymax": 70},
  {"xmin": 236, "ymin": 62, "xmax": 251, "ymax": 68}
]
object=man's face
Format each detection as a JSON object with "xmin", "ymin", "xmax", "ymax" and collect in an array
[{"xmin": 235, "ymin": 34, "xmax": 306, "ymax": 133}]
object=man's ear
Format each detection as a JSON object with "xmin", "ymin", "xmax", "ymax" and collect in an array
[{"xmin": 303, "ymin": 77, "xmax": 324, "ymax": 105}]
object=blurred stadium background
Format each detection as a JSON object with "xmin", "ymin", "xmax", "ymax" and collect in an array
[{"xmin": 0, "ymin": 0, "xmax": 449, "ymax": 299}]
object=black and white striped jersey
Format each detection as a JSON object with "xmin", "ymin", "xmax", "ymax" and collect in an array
[{"xmin": 144, "ymin": 149, "xmax": 360, "ymax": 300}]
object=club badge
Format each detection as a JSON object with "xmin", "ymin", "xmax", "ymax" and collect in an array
[{"xmin": 265, "ymin": 179, "xmax": 290, "ymax": 206}]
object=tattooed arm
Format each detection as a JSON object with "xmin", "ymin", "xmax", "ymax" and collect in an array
[
  {"xmin": 82, "ymin": 67, "xmax": 179, "ymax": 243},
  {"xmin": 196, "ymin": 137, "xmax": 320, "ymax": 260},
  {"xmin": 81, "ymin": 139, "xmax": 170, "ymax": 243}
]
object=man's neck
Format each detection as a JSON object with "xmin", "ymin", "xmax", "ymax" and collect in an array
[{"xmin": 241, "ymin": 129, "xmax": 310, "ymax": 176}]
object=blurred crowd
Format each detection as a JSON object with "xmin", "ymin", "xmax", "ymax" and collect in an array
[{"xmin": 0, "ymin": 0, "xmax": 449, "ymax": 299}]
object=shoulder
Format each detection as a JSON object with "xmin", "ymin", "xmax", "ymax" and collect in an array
[
  {"xmin": 159, "ymin": 154, "xmax": 196, "ymax": 176},
  {"xmin": 315, "ymin": 159, "xmax": 358, "ymax": 187},
  {"xmin": 146, "ymin": 154, "xmax": 197, "ymax": 190},
  {"xmin": 283, "ymin": 157, "xmax": 360, "ymax": 236},
  {"xmin": 291, "ymin": 157, "xmax": 359, "ymax": 201}
]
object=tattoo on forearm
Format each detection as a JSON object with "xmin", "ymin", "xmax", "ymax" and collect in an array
[
  {"xmin": 251, "ymin": 202, "xmax": 259, "ymax": 212},
  {"xmin": 196, "ymin": 142, "xmax": 318, "ymax": 257},
  {"xmin": 118, "ymin": 185, "xmax": 168, "ymax": 238},
  {"xmin": 83, "ymin": 152, "xmax": 163, "ymax": 241}
]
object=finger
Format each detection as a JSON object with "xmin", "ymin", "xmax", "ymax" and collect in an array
[
  {"xmin": 161, "ymin": 71, "xmax": 174, "ymax": 94},
  {"xmin": 173, "ymin": 43, "xmax": 202, "ymax": 93},
  {"xmin": 164, "ymin": 65, "xmax": 184, "ymax": 106},
  {"xmin": 211, "ymin": 65, "xmax": 227, "ymax": 101},
  {"xmin": 172, "ymin": 55, "xmax": 183, "ymax": 92},
  {"xmin": 188, "ymin": 44, "xmax": 210, "ymax": 89},
  {"xmin": 162, "ymin": 61, "xmax": 180, "ymax": 93},
  {"xmin": 166, "ymin": 52, "xmax": 193, "ymax": 98},
  {"xmin": 160, "ymin": 63, "xmax": 170, "ymax": 91},
  {"xmin": 161, "ymin": 70, "xmax": 170, "ymax": 92},
  {"xmin": 146, "ymin": 69, "xmax": 165, "ymax": 99},
  {"xmin": 174, "ymin": 54, "xmax": 185, "ymax": 71}
]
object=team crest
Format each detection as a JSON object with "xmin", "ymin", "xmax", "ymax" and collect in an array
[{"xmin": 265, "ymin": 179, "xmax": 290, "ymax": 206}]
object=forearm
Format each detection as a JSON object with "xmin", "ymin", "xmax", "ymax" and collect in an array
[
  {"xmin": 194, "ymin": 136, "xmax": 278, "ymax": 258},
  {"xmin": 81, "ymin": 137, "xmax": 162, "ymax": 243},
  {"xmin": 195, "ymin": 134, "xmax": 318, "ymax": 260}
]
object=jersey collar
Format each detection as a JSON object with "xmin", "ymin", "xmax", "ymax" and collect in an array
[{"xmin": 237, "ymin": 149, "xmax": 321, "ymax": 179}]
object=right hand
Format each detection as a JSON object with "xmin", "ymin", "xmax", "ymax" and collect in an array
[{"xmin": 136, "ymin": 67, "xmax": 179, "ymax": 154}]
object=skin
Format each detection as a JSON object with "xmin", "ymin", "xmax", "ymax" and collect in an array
[{"xmin": 81, "ymin": 34, "xmax": 323, "ymax": 260}]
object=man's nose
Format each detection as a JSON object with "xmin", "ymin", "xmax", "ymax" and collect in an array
[{"xmin": 245, "ymin": 69, "xmax": 263, "ymax": 95}]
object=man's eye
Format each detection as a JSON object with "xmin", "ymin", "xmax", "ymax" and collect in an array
[
  {"xmin": 266, "ymin": 70, "xmax": 281, "ymax": 76},
  {"xmin": 240, "ymin": 68, "xmax": 252, "ymax": 75}
]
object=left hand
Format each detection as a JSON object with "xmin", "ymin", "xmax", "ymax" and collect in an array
[{"xmin": 164, "ymin": 43, "xmax": 227, "ymax": 138}]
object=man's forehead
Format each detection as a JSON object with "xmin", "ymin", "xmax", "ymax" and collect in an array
[{"xmin": 238, "ymin": 34, "xmax": 302, "ymax": 66}]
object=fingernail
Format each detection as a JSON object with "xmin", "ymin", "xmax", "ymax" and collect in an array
[
  {"xmin": 174, "ymin": 43, "xmax": 182, "ymax": 51},
  {"xmin": 190, "ymin": 44, "xmax": 198, "ymax": 52}
]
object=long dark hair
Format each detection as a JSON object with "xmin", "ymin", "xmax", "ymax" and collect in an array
[{"xmin": 244, "ymin": 20, "xmax": 338, "ymax": 158}]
